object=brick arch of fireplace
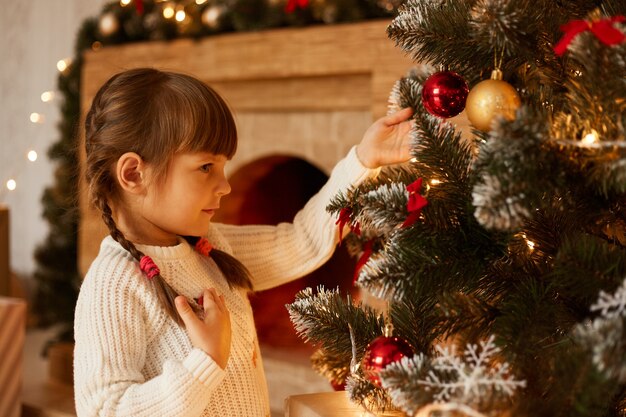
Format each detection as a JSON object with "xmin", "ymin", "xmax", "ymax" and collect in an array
[{"xmin": 214, "ymin": 155, "xmax": 356, "ymax": 350}]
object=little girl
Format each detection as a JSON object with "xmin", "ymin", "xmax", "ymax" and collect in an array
[{"xmin": 74, "ymin": 67, "xmax": 413, "ymax": 417}]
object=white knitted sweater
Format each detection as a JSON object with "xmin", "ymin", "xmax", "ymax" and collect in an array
[{"xmin": 73, "ymin": 147, "xmax": 375, "ymax": 417}]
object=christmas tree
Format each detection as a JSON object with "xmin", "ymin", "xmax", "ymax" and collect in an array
[{"xmin": 287, "ymin": 1, "xmax": 626, "ymax": 416}]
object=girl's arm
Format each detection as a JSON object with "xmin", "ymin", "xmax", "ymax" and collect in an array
[
  {"xmin": 213, "ymin": 108, "xmax": 414, "ymax": 291},
  {"xmin": 73, "ymin": 259, "xmax": 225, "ymax": 417}
]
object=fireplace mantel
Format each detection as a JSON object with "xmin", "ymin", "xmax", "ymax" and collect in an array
[{"xmin": 78, "ymin": 19, "xmax": 416, "ymax": 275}]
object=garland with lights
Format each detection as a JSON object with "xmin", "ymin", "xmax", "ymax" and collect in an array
[{"xmin": 33, "ymin": 0, "xmax": 400, "ymax": 345}]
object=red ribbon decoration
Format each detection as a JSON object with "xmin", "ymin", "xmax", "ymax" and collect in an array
[
  {"xmin": 554, "ymin": 15, "xmax": 625, "ymax": 56},
  {"xmin": 134, "ymin": 0, "xmax": 144, "ymax": 15},
  {"xmin": 285, "ymin": 0, "xmax": 309, "ymax": 13},
  {"xmin": 336, "ymin": 207, "xmax": 362, "ymax": 241},
  {"xmin": 402, "ymin": 178, "xmax": 428, "ymax": 228},
  {"xmin": 353, "ymin": 239, "xmax": 374, "ymax": 284},
  {"xmin": 336, "ymin": 207, "xmax": 353, "ymax": 241}
]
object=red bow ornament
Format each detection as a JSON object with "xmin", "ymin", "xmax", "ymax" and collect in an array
[
  {"xmin": 353, "ymin": 239, "xmax": 374, "ymax": 285},
  {"xmin": 285, "ymin": 0, "xmax": 309, "ymax": 13},
  {"xmin": 336, "ymin": 207, "xmax": 361, "ymax": 241},
  {"xmin": 554, "ymin": 15, "xmax": 625, "ymax": 56},
  {"xmin": 402, "ymin": 178, "xmax": 428, "ymax": 228}
]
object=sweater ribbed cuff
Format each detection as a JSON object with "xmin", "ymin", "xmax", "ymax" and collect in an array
[
  {"xmin": 344, "ymin": 146, "xmax": 381, "ymax": 185},
  {"xmin": 183, "ymin": 348, "xmax": 226, "ymax": 387}
]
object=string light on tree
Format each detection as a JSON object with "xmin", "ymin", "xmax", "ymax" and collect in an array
[
  {"xmin": 6, "ymin": 179, "xmax": 16, "ymax": 191},
  {"xmin": 120, "ymin": 0, "xmax": 131, "ymax": 6},
  {"xmin": 465, "ymin": 69, "xmax": 521, "ymax": 131},
  {"xmin": 582, "ymin": 129, "xmax": 599, "ymax": 146},
  {"xmin": 27, "ymin": 151, "xmax": 38, "ymax": 162}
]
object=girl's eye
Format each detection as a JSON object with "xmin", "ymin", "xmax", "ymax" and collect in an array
[{"xmin": 200, "ymin": 163, "xmax": 213, "ymax": 173}]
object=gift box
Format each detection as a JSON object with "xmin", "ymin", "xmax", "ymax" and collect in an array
[
  {"xmin": 0, "ymin": 297, "xmax": 27, "ymax": 417},
  {"xmin": 285, "ymin": 392, "xmax": 405, "ymax": 417}
]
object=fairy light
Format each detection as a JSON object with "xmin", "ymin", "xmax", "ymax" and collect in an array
[
  {"xmin": 196, "ymin": 0, "xmax": 208, "ymax": 4},
  {"xmin": 30, "ymin": 113, "xmax": 44, "ymax": 124},
  {"xmin": 6, "ymin": 179, "xmax": 16, "ymax": 191},
  {"xmin": 27, "ymin": 151, "xmax": 38, "ymax": 162},
  {"xmin": 520, "ymin": 233, "xmax": 535, "ymax": 251},
  {"xmin": 163, "ymin": 4, "xmax": 175, "ymax": 18},
  {"xmin": 56, "ymin": 58, "xmax": 71, "ymax": 72},
  {"xmin": 41, "ymin": 91, "xmax": 55, "ymax": 102},
  {"xmin": 175, "ymin": 9, "xmax": 186, "ymax": 22},
  {"xmin": 582, "ymin": 129, "xmax": 599, "ymax": 146},
  {"xmin": 120, "ymin": 0, "xmax": 131, "ymax": 6},
  {"xmin": 410, "ymin": 157, "xmax": 418, "ymax": 163},
  {"xmin": 430, "ymin": 179, "xmax": 441, "ymax": 186}
]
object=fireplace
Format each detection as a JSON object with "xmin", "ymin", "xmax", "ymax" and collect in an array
[{"xmin": 214, "ymin": 155, "xmax": 356, "ymax": 350}]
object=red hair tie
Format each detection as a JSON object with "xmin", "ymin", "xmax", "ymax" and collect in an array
[
  {"xmin": 139, "ymin": 256, "xmax": 160, "ymax": 279},
  {"xmin": 195, "ymin": 238, "xmax": 213, "ymax": 257}
]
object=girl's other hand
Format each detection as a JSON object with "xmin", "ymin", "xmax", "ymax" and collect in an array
[
  {"xmin": 175, "ymin": 288, "xmax": 231, "ymax": 369},
  {"xmin": 356, "ymin": 107, "xmax": 414, "ymax": 168}
]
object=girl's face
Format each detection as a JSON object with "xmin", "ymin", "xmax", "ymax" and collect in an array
[{"xmin": 138, "ymin": 151, "xmax": 231, "ymax": 245}]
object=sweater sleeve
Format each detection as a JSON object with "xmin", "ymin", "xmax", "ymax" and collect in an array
[
  {"xmin": 73, "ymin": 255, "xmax": 226, "ymax": 417},
  {"xmin": 215, "ymin": 146, "xmax": 378, "ymax": 291}
]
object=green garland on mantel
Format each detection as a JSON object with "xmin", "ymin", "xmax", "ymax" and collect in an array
[{"xmin": 32, "ymin": 0, "xmax": 401, "ymax": 346}]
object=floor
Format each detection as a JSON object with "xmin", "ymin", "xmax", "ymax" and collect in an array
[{"xmin": 20, "ymin": 327, "xmax": 332, "ymax": 417}]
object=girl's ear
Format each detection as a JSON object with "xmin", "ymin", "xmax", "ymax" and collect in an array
[{"xmin": 116, "ymin": 152, "xmax": 146, "ymax": 194}]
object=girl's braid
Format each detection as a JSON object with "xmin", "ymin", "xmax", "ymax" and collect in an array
[{"xmin": 95, "ymin": 193, "xmax": 186, "ymax": 326}]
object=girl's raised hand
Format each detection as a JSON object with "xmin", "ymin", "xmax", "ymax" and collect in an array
[
  {"xmin": 175, "ymin": 288, "xmax": 231, "ymax": 369},
  {"xmin": 356, "ymin": 107, "xmax": 415, "ymax": 168}
]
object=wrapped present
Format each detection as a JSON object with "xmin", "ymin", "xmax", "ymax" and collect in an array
[
  {"xmin": 0, "ymin": 297, "xmax": 26, "ymax": 417},
  {"xmin": 285, "ymin": 392, "xmax": 405, "ymax": 417}
]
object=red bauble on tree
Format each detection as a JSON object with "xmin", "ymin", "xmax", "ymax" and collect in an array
[
  {"xmin": 421, "ymin": 71, "xmax": 469, "ymax": 118},
  {"xmin": 361, "ymin": 324, "xmax": 414, "ymax": 387}
]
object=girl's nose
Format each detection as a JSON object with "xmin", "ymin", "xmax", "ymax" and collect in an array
[{"xmin": 217, "ymin": 176, "xmax": 231, "ymax": 196}]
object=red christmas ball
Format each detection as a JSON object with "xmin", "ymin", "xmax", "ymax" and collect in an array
[
  {"xmin": 361, "ymin": 335, "xmax": 414, "ymax": 387},
  {"xmin": 421, "ymin": 71, "xmax": 469, "ymax": 118}
]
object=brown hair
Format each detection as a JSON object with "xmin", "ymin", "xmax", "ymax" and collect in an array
[{"xmin": 85, "ymin": 67, "xmax": 252, "ymax": 326}]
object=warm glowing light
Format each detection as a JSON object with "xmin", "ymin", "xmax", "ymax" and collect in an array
[
  {"xmin": 41, "ymin": 91, "xmax": 55, "ymax": 102},
  {"xmin": 196, "ymin": 0, "xmax": 208, "ymax": 4},
  {"xmin": 30, "ymin": 113, "xmax": 44, "ymax": 123},
  {"xmin": 410, "ymin": 157, "xmax": 418, "ymax": 163},
  {"xmin": 430, "ymin": 179, "xmax": 441, "ymax": 186},
  {"xmin": 6, "ymin": 179, "xmax": 16, "ymax": 191},
  {"xmin": 27, "ymin": 150, "xmax": 38, "ymax": 162},
  {"xmin": 56, "ymin": 58, "xmax": 71, "ymax": 72},
  {"xmin": 582, "ymin": 129, "xmax": 599, "ymax": 146},
  {"xmin": 163, "ymin": 5, "xmax": 175, "ymax": 18},
  {"xmin": 526, "ymin": 239, "xmax": 535, "ymax": 251},
  {"xmin": 175, "ymin": 10, "xmax": 186, "ymax": 21},
  {"xmin": 120, "ymin": 0, "xmax": 131, "ymax": 5}
]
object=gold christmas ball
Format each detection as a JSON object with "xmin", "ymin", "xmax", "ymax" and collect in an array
[
  {"xmin": 465, "ymin": 69, "xmax": 521, "ymax": 132},
  {"xmin": 98, "ymin": 12, "xmax": 120, "ymax": 37}
]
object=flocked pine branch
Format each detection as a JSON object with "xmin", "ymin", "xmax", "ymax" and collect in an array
[
  {"xmin": 380, "ymin": 336, "xmax": 525, "ymax": 416},
  {"xmin": 573, "ymin": 277, "xmax": 626, "ymax": 383}
]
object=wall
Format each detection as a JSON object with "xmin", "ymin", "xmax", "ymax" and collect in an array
[{"xmin": 0, "ymin": 0, "xmax": 108, "ymax": 276}]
